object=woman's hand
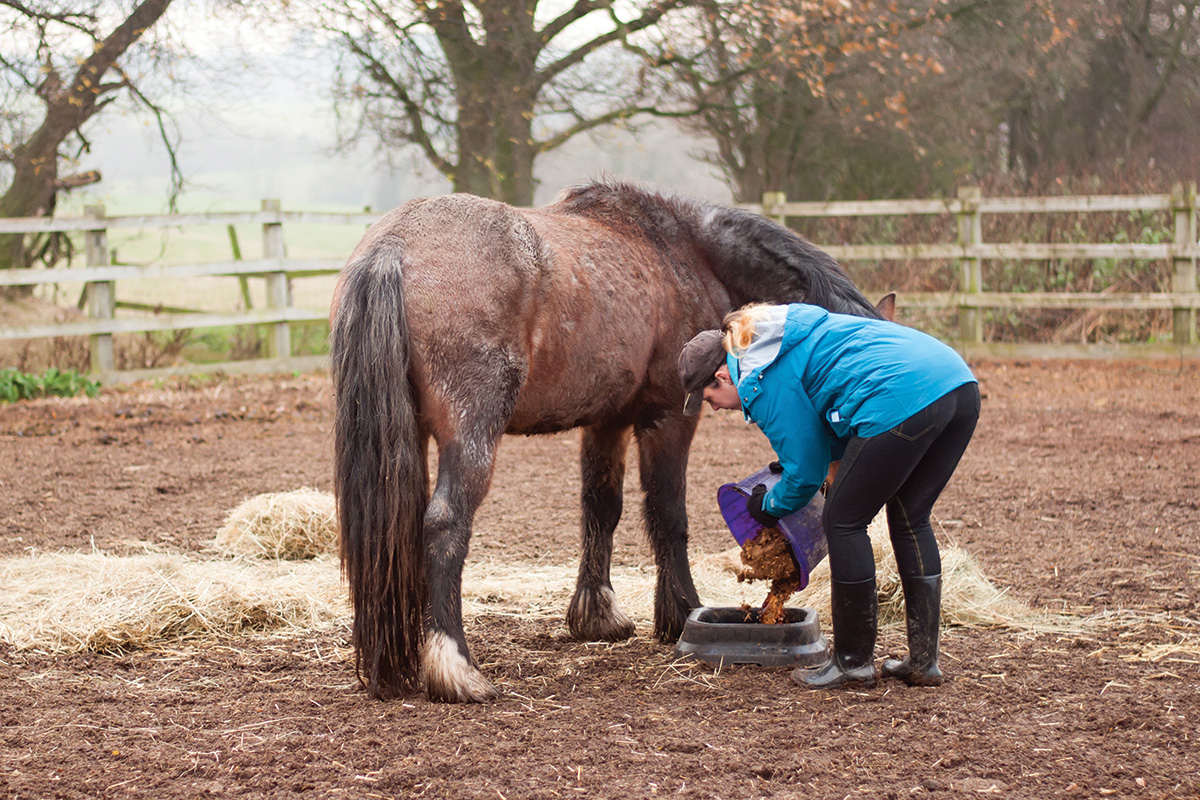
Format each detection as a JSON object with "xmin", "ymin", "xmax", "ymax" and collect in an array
[
  {"xmin": 747, "ymin": 484, "xmax": 782, "ymax": 528},
  {"xmin": 821, "ymin": 461, "xmax": 840, "ymax": 495}
]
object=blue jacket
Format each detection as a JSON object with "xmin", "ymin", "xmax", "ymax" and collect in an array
[{"xmin": 728, "ymin": 304, "xmax": 976, "ymax": 518}]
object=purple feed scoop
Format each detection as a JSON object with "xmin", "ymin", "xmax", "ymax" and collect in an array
[{"xmin": 717, "ymin": 465, "xmax": 828, "ymax": 589}]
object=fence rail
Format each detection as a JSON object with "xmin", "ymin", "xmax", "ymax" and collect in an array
[
  {"xmin": 749, "ymin": 182, "xmax": 1198, "ymax": 359},
  {"xmin": 1, "ymin": 185, "xmax": 1197, "ymax": 383}
]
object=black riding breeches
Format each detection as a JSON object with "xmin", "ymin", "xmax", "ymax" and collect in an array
[{"xmin": 823, "ymin": 382, "xmax": 981, "ymax": 583}]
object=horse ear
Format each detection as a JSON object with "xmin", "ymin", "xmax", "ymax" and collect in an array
[{"xmin": 876, "ymin": 292, "xmax": 897, "ymax": 321}]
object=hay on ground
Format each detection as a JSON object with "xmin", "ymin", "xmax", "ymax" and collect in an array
[
  {"xmin": 0, "ymin": 551, "xmax": 348, "ymax": 653},
  {"xmin": 212, "ymin": 488, "xmax": 338, "ymax": 559},
  {"xmin": 9, "ymin": 506, "xmax": 1184, "ymax": 656}
]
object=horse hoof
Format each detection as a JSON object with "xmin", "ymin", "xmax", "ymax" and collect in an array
[
  {"xmin": 652, "ymin": 603, "xmax": 694, "ymax": 643},
  {"xmin": 427, "ymin": 674, "xmax": 500, "ymax": 704},
  {"xmin": 653, "ymin": 618, "xmax": 686, "ymax": 644},
  {"xmin": 423, "ymin": 631, "xmax": 500, "ymax": 703},
  {"xmin": 567, "ymin": 585, "xmax": 636, "ymax": 642}
]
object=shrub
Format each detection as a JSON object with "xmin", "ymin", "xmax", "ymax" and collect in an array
[{"xmin": 0, "ymin": 367, "xmax": 100, "ymax": 403}]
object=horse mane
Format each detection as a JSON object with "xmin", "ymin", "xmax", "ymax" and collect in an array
[
  {"xmin": 695, "ymin": 203, "xmax": 883, "ymax": 318},
  {"xmin": 553, "ymin": 178, "xmax": 704, "ymax": 254},
  {"xmin": 554, "ymin": 179, "xmax": 882, "ymax": 320}
]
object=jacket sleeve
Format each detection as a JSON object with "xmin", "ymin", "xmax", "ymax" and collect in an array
[{"xmin": 749, "ymin": 383, "xmax": 832, "ymax": 518}]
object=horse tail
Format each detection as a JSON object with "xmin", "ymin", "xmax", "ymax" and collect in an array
[{"xmin": 330, "ymin": 242, "xmax": 428, "ymax": 699}]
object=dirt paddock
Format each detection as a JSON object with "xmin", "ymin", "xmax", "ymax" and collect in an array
[{"xmin": 1, "ymin": 360, "xmax": 1198, "ymax": 799}]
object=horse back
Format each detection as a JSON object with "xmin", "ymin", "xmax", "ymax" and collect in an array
[
  {"xmin": 336, "ymin": 192, "xmax": 728, "ymax": 438},
  {"xmin": 509, "ymin": 206, "xmax": 727, "ymax": 432}
]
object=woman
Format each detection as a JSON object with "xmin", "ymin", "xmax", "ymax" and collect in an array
[{"xmin": 678, "ymin": 303, "xmax": 979, "ymax": 688}]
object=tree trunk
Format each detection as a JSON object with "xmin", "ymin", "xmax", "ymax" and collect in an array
[
  {"xmin": 452, "ymin": 110, "xmax": 537, "ymax": 206},
  {"xmin": 432, "ymin": 2, "xmax": 541, "ymax": 207}
]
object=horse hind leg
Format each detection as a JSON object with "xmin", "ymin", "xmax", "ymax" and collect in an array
[
  {"xmin": 637, "ymin": 416, "xmax": 702, "ymax": 642},
  {"xmin": 567, "ymin": 422, "xmax": 637, "ymax": 642},
  {"xmin": 422, "ymin": 413, "xmax": 512, "ymax": 703}
]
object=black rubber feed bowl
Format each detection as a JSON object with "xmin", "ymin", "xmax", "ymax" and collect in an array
[{"xmin": 674, "ymin": 606, "xmax": 830, "ymax": 668}]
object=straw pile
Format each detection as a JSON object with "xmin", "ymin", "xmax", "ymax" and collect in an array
[
  {"xmin": 0, "ymin": 551, "xmax": 347, "ymax": 653},
  {"xmin": 212, "ymin": 488, "xmax": 338, "ymax": 559}
]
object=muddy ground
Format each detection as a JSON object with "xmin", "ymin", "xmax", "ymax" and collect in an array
[{"xmin": 1, "ymin": 359, "xmax": 1198, "ymax": 799}]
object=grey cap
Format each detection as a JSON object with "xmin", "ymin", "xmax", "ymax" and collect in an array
[{"xmin": 677, "ymin": 330, "xmax": 726, "ymax": 416}]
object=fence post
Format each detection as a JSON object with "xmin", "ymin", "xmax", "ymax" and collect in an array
[
  {"xmin": 1172, "ymin": 182, "xmax": 1197, "ymax": 346},
  {"xmin": 84, "ymin": 204, "xmax": 114, "ymax": 376},
  {"xmin": 261, "ymin": 199, "xmax": 291, "ymax": 359},
  {"xmin": 955, "ymin": 186, "xmax": 984, "ymax": 345},
  {"xmin": 762, "ymin": 191, "xmax": 787, "ymax": 226},
  {"xmin": 227, "ymin": 224, "xmax": 253, "ymax": 310}
]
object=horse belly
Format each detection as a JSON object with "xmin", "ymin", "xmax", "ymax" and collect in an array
[
  {"xmin": 508, "ymin": 327, "xmax": 650, "ymax": 434},
  {"xmin": 504, "ymin": 215, "xmax": 675, "ymax": 434}
]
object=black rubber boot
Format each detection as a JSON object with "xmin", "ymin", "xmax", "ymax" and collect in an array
[
  {"xmin": 882, "ymin": 574, "xmax": 944, "ymax": 686},
  {"xmin": 792, "ymin": 577, "xmax": 878, "ymax": 689}
]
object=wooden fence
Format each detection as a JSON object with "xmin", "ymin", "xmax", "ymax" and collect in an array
[
  {"xmin": 0, "ymin": 186, "xmax": 1197, "ymax": 383},
  {"xmin": 751, "ymin": 182, "xmax": 1199, "ymax": 360},
  {"xmin": 0, "ymin": 200, "xmax": 366, "ymax": 383}
]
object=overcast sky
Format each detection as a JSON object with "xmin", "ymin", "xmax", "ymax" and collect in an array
[{"xmin": 73, "ymin": 27, "xmax": 731, "ymax": 215}]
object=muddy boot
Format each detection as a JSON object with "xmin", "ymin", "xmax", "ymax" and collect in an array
[
  {"xmin": 792, "ymin": 577, "xmax": 878, "ymax": 689},
  {"xmin": 882, "ymin": 574, "xmax": 944, "ymax": 686}
]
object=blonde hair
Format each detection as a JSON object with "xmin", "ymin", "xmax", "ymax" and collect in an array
[{"xmin": 721, "ymin": 303, "xmax": 773, "ymax": 356}]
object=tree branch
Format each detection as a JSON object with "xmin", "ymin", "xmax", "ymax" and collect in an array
[
  {"xmin": 0, "ymin": 0, "xmax": 96, "ymax": 35},
  {"xmin": 539, "ymin": 0, "xmax": 612, "ymax": 46},
  {"xmin": 342, "ymin": 34, "xmax": 456, "ymax": 181},
  {"xmin": 536, "ymin": 1, "xmax": 681, "ymax": 91},
  {"xmin": 1134, "ymin": 0, "xmax": 1197, "ymax": 123},
  {"xmin": 38, "ymin": 0, "xmax": 174, "ymax": 136},
  {"xmin": 55, "ymin": 169, "xmax": 100, "ymax": 190},
  {"xmin": 536, "ymin": 101, "xmax": 697, "ymax": 153},
  {"xmin": 116, "ymin": 65, "xmax": 184, "ymax": 210}
]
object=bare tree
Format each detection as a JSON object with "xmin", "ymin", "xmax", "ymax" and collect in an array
[
  {"xmin": 654, "ymin": 0, "xmax": 1200, "ymax": 200},
  {"xmin": 295, "ymin": 1, "xmax": 697, "ymax": 206},
  {"xmin": 847, "ymin": 0, "xmax": 1200, "ymax": 187},
  {"xmin": 0, "ymin": 0, "xmax": 180, "ymax": 276},
  {"xmin": 649, "ymin": 0, "xmax": 969, "ymax": 202},
  {"xmin": 983, "ymin": 0, "xmax": 1200, "ymax": 182}
]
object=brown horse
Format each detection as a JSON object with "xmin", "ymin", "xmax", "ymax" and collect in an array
[{"xmin": 330, "ymin": 179, "xmax": 888, "ymax": 702}]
